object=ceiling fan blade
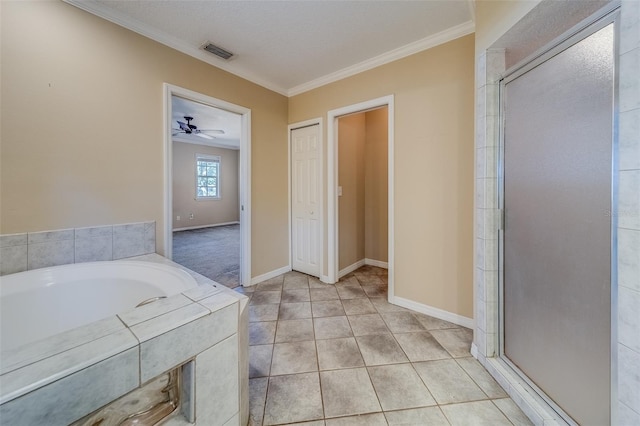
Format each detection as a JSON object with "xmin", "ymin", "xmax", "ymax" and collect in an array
[
  {"xmin": 199, "ymin": 129, "xmax": 225, "ymax": 134},
  {"xmin": 195, "ymin": 132, "xmax": 214, "ymax": 140}
]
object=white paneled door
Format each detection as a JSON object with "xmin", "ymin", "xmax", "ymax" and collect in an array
[{"xmin": 291, "ymin": 125, "xmax": 321, "ymax": 277}]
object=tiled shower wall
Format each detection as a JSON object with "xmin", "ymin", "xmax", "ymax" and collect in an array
[
  {"xmin": 0, "ymin": 221, "xmax": 156, "ymax": 275},
  {"xmin": 474, "ymin": 2, "xmax": 640, "ymax": 424}
]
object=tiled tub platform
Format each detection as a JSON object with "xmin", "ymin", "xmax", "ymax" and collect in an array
[{"xmin": 0, "ymin": 254, "xmax": 249, "ymax": 426}]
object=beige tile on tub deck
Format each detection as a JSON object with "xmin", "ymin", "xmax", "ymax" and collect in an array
[
  {"xmin": 367, "ymin": 364, "xmax": 436, "ymax": 411},
  {"xmin": 263, "ymin": 372, "xmax": 324, "ymax": 425},
  {"xmin": 320, "ymin": 368, "xmax": 381, "ymax": 418}
]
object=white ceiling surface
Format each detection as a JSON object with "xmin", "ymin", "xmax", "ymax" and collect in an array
[
  {"xmin": 65, "ymin": 1, "xmax": 475, "ymax": 96},
  {"xmin": 172, "ymin": 96, "xmax": 241, "ymax": 149}
]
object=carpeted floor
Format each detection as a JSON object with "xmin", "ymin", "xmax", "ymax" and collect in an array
[{"xmin": 172, "ymin": 224, "xmax": 240, "ymax": 288}]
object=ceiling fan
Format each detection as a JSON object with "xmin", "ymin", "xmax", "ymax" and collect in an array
[{"xmin": 172, "ymin": 116, "xmax": 224, "ymax": 140}]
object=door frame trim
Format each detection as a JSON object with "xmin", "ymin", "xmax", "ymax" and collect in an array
[
  {"xmin": 288, "ymin": 118, "xmax": 324, "ymax": 280},
  {"xmin": 327, "ymin": 95, "xmax": 395, "ymax": 297},
  {"xmin": 163, "ymin": 83, "xmax": 252, "ymax": 286}
]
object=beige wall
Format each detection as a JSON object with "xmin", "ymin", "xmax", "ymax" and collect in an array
[
  {"xmin": 338, "ymin": 114, "xmax": 366, "ymax": 270},
  {"xmin": 172, "ymin": 143, "xmax": 239, "ymax": 230},
  {"xmin": 364, "ymin": 107, "xmax": 388, "ymax": 263},
  {"xmin": 290, "ymin": 35, "xmax": 475, "ymax": 318},
  {"xmin": 475, "ymin": 0, "xmax": 541, "ymax": 55},
  {"xmin": 0, "ymin": 1, "xmax": 289, "ymax": 277}
]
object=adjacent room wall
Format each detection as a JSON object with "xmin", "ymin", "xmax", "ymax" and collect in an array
[
  {"xmin": 291, "ymin": 35, "xmax": 475, "ymax": 318},
  {"xmin": 0, "ymin": 1, "xmax": 289, "ymax": 278},
  {"xmin": 172, "ymin": 142, "xmax": 239, "ymax": 230},
  {"xmin": 338, "ymin": 114, "xmax": 366, "ymax": 271},
  {"xmin": 364, "ymin": 107, "xmax": 388, "ymax": 264}
]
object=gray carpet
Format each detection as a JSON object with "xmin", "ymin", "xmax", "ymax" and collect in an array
[{"xmin": 172, "ymin": 225, "xmax": 240, "ymax": 288}]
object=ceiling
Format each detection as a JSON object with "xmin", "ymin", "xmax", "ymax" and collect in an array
[
  {"xmin": 172, "ymin": 96, "xmax": 241, "ymax": 149},
  {"xmin": 64, "ymin": 0, "xmax": 475, "ymax": 96}
]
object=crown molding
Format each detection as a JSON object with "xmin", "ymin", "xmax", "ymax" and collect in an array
[
  {"xmin": 287, "ymin": 20, "xmax": 475, "ymax": 97},
  {"xmin": 63, "ymin": 0, "xmax": 290, "ymax": 96},
  {"xmin": 64, "ymin": 0, "xmax": 475, "ymax": 99}
]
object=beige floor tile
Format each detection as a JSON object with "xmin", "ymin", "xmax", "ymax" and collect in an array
[
  {"xmin": 264, "ymin": 372, "xmax": 324, "ymax": 425},
  {"xmin": 337, "ymin": 276, "xmax": 361, "ymax": 287},
  {"xmin": 394, "ymin": 331, "xmax": 451, "ymax": 362},
  {"xmin": 369, "ymin": 297, "xmax": 408, "ymax": 313},
  {"xmin": 284, "ymin": 273, "xmax": 310, "ymax": 289},
  {"xmin": 250, "ymin": 290, "xmax": 282, "ymax": 305},
  {"xmin": 368, "ymin": 364, "xmax": 436, "ymax": 411},
  {"xmin": 356, "ymin": 274, "xmax": 385, "ymax": 286},
  {"xmin": 341, "ymin": 298, "xmax": 377, "ymax": 315},
  {"xmin": 249, "ymin": 304, "xmax": 279, "ymax": 322},
  {"xmin": 380, "ymin": 311, "xmax": 426, "ymax": 333},
  {"xmin": 271, "ymin": 341, "xmax": 318, "ymax": 376},
  {"xmin": 384, "ymin": 406, "xmax": 450, "ymax": 425},
  {"xmin": 308, "ymin": 277, "xmax": 328, "ymax": 289},
  {"xmin": 441, "ymin": 400, "xmax": 512, "ymax": 426},
  {"xmin": 279, "ymin": 302, "xmax": 312, "ymax": 320},
  {"xmin": 249, "ymin": 344, "xmax": 273, "ymax": 378},
  {"xmin": 492, "ymin": 398, "xmax": 534, "ymax": 425},
  {"xmin": 361, "ymin": 285, "xmax": 387, "ymax": 298},
  {"xmin": 316, "ymin": 337, "xmax": 364, "ymax": 370},
  {"xmin": 310, "ymin": 287, "xmax": 340, "ymax": 301},
  {"xmin": 249, "ymin": 321, "xmax": 276, "ymax": 345},
  {"xmin": 282, "ymin": 288, "xmax": 311, "ymax": 303},
  {"xmin": 356, "ymin": 334, "xmax": 408, "ymax": 365},
  {"xmin": 336, "ymin": 286, "xmax": 367, "ymax": 299},
  {"xmin": 325, "ymin": 413, "xmax": 387, "ymax": 425},
  {"xmin": 288, "ymin": 421, "xmax": 326, "ymax": 426},
  {"xmin": 249, "ymin": 377, "xmax": 268, "ymax": 426},
  {"xmin": 275, "ymin": 318, "xmax": 315, "ymax": 343},
  {"xmin": 456, "ymin": 357, "xmax": 508, "ymax": 399},
  {"xmin": 311, "ymin": 300, "xmax": 346, "ymax": 317},
  {"xmin": 430, "ymin": 328, "xmax": 473, "ymax": 358},
  {"xmin": 320, "ymin": 368, "xmax": 382, "ymax": 418},
  {"xmin": 314, "ymin": 316, "xmax": 353, "ymax": 340},
  {"xmin": 348, "ymin": 314, "xmax": 390, "ymax": 336},
  {"xmin": 413, "ymin": 359, "xmax": 487, "ymax": 404},
  {"xmin": 413, "ymin": 313, "xmax": 461, "ymax": 330},
  {"xmin": 256, "ymin": 281, "xmax": 283, "ymax": 292}
]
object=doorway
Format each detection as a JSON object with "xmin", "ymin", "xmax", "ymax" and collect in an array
[
  {"xmin": 163, "ymin": 84, "xmax": 251, "ymax": 287},
  {"xmin": 328, "ymin": 96, "xmax": 394, "ymax": 296},
  {"xmin": 499, "ymin": 14, "xmax": 616, "ymax": 425}
]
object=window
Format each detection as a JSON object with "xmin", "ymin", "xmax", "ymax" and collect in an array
[{"xmin": 196, "ymin": 155, "xmax": 220, "ymax": 199}]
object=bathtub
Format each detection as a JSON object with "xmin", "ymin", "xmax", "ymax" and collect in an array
[{"xmin": 0, "ymin": 260, "xmax": 197, "ymax": 352}]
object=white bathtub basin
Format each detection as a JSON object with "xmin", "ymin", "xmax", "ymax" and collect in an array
[{"xmin": 0, "ymin": 261, "xmax": 197, "ymax": 352}]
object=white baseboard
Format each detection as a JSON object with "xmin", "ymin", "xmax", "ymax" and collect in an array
[
  {"xmin": 249, "ymin": 265, "xmax": 291, "ymax": 286},
  {"xmin": 364, "ymin": 258, "xmax": 388, "ymax": 269},
  {"xmin": 391, "ymin": 296, "xmax": 475, "ymax": 329},
  {"xmin": 338, "ymin": 259, "xmax": 366, "ymax": 278},
  {"xmin": 173, "ymin": 221, "xmax": 239, "ymax": 232}
]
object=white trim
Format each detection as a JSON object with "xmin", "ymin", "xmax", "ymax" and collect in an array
[
  {"xmin": 327, "ymin": 95, "xmax": 395, "ymax": 309},
  {"xmin": 173, "ymin": 221, "xmax": 239, "ymax": 232},
  {"xmin": 391, "ymin": 296, "xmax": 475, "ymax": 329},
  {"xmin": 249, "ymin": 265, "xmax": 292, "ymax": 286},
  {"xmin": 339, "ymin": 259, "xmax": 366, "ymax": 278},
  {"xmin": 365, "ymin": 258, "xmax": 388, "ymax": 269},
  {"xmin": 163, "ymin": 83, "xmax": 251, "ymax": 286},
  {"xmin": 288, "ymin": 21, "xmax": 475, "ymax": 96},
  {"xmin": 288, "ymin": 118, "xmax": 324, "ymax": 279},
  {"xmin": 173, "ymin": 137, "xmax": 240, "ymax": 151}
]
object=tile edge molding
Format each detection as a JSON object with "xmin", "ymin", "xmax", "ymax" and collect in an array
[{"xmin": 391, "ymin": 295, "xmax": 474, "ymax": 329}]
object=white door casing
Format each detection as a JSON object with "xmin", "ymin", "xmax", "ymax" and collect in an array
[{"xmin": 291, "ymin": 124, "xmax": 321, "ymax": 277}]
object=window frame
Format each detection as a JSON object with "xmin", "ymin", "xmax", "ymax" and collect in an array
[{"xmin": 195, "ymin": 154, "xmax": 221, "ymax": 200}]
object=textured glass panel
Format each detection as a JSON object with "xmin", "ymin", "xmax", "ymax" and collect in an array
[{"xmin": 503, "ymin": 24, "xmax": 613, "ymax": 425}]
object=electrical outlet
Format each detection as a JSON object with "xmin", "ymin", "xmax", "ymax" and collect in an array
[
  {"xmin": 189, "ymin": 213, "xmax": 194, "ymax": 220},
  {"xmin": 338, "ymin": 186, "xmax": 343, "ymax": 196},
  {"xmin": 176, "ymin": 215, "xmax": 181, "ymax": 221}
]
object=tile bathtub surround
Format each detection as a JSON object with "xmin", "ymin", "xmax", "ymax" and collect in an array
[
  {"xmin": 0, "ymin": 221, "xmax": 157, "ymax": 276},
  {"xmin": 241, "ymin": 267, "xmax": 531, "ymax": 426},
  {"xmin": 0, "ymin": 255, "xmax": 249, "ymax": 425}
]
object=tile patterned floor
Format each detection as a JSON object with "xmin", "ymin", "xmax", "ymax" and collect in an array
[{"xmin": 235, "ymin": 266, "xmax": 532, "ymax": 426}]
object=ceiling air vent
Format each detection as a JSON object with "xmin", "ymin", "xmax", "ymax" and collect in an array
[{"xmin": 203, "ymin": 42, "xmax": 234, "ymax": 60}]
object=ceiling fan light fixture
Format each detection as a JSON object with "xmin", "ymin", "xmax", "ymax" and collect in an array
[{"xmin": 203, "ymin": 42, "xmax": 234, "ymax": 60}]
